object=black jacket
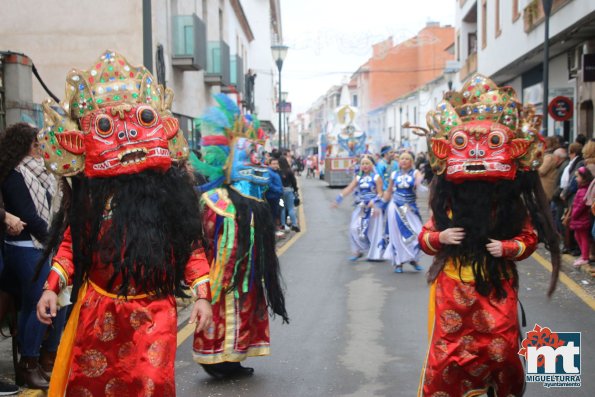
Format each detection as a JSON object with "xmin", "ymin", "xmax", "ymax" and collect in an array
[{"xmin": 1, "ymin": 170, "xmax": 49, "ymax": 244}]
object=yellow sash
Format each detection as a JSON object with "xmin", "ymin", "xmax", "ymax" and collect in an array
[
  {"xmin": 49, "ymin": 281, "xmax": 150, "ymax": 395},
  {"xmin": 87, "ymin": 279, "xmax": 150, "ymax": 300},
  {"xmin": 48, "ymin": 282, "xmax": 88, "ymax": 396}
]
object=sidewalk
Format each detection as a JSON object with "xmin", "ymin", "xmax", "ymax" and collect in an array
[
  {"xmin": 560, "ymin": 252, "xmax": 595, "ymax": 280},
  {"xmin": 536, "ymin": 245, "xmax": 595, "ymax": 298}
]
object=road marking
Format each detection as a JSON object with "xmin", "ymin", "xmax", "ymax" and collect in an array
[
  {"xmin": 177, "ymin": 321, "xmax": 196, "ymax": 347},
  {"xmin": 277, "ymin": 200, "xmax": 307, "ymax": 257},
  {"xmin": 177, "ymin": 193, "xmax": 308, "ymax": 347},
  {"xmin": 532, "ymin": 251, "xmax": 595, "ymax": 311},
  {"xmin": 18, "ymin": 389, "xmax": 45, "ymax": 396}
]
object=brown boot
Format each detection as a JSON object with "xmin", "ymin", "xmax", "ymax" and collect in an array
[
  {"xmin": 39, "ymin": 349, "xmax": 56, "ymax": 380},
  {"xmin": 16, "ymin": 356, "xmax": 49, "ymax": 389}
]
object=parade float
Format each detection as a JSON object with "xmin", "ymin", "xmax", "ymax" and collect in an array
[{"xmin": 323, "ymin": 84, "xmax": 368, "ymax": 187}]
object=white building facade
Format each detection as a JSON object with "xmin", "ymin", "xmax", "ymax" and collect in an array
[
  {"xmin": 370, "ymin": 76, "xmax": 451, "ymax": 154},
  {"xmin": 456, "ymin": 0, "xmax": 595, "ymax": 141},
  {"xmin": 0, "ymin": 0, "xmax": 282, "ymax": 143}
]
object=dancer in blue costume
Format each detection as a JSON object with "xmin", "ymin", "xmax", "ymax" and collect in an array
[
  {"xmin": 375, "ymin": 146, "xmax": 395, "ymax": 190},
  {"xmin": 375, "ymin": 147, "xmax": 397, "ymax": 253},
  {"xmin": 383, "ymin": 151, "xmax": 424, "ymax": 272},
  {"xmin": 333, "ymin": 155, "xmax": 385, "ymax": 261}
]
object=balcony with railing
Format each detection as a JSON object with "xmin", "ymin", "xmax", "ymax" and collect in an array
[
  {"xmin": 459, "ymin": 52, "xmax": 477, "ymax": 80},
  {"xmin": 523, "ymin": 0, "xmax": 572, "ymax": 33},
  {"xmin": 205, "ymin": 41, "xmax": 231, "ymax": 86},
  {"xmin": 222, "ymin": 55, "xmax": 244, "ymax": 94},
  {"xmin": 171, "ymin": 14, "xmax": 207, "ymax": 71}
]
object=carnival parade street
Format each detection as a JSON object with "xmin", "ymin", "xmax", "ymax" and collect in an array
[
  {"xmin": 3, "ymin": 1, "xmax": 595, "ymax": 396},
  {"xmin": 165, "ymin": 177, "xmax": 594, "ymax": 397}
]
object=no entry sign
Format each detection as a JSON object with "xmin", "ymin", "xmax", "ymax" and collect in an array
[{"xmin": 548, "ymin": 96, "xmax": 573, "ymax": 121}]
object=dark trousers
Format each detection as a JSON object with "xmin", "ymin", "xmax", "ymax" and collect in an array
[
  {"xmin": 267, "ymin": 196, "xmax": 281, "ymax": 226},
  {"xmin": 3, "ymin": 244, "xmax": 66, "ymax": 357}
]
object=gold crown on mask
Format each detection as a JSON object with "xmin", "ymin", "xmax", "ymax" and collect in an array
[
  {"xmin": 63, "ymin": 50, "xmax": 172, "ymax": 119},
  {"xmin": 412, "ymin": 73, "xmax": 545, "ymax": 175},
  {"xmin": 427, "ymin": 74, "xmax": 525, "ymax": 135}
]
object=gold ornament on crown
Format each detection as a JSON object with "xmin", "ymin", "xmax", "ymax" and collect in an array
[{"xmin": 62, "ymin": 50, "xmax": 170, "ymax": 119}]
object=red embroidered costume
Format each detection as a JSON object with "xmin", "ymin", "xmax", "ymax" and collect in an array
[
  {"xmin": 191, "ymin": 95, "xmax": 288, "ymax": 378},
  {"xmin": 37, "ymin": 51, "xmax": 211, "ymax": 396},
  {"xmin": 411, "ymin": 75, "xmax": 560, "ymax": 397},
  {"xmin": 193, "ymin": 191, "xmax": 272, "ymax": 363}
]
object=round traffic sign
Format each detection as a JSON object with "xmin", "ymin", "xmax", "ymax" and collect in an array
[{"xmin": 548, "ymin": 96, "xmax": 573, "ymax": 121}]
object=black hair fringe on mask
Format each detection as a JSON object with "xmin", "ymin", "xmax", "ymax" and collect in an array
[
  {"xmin": 428, "ymin": 172, "xmax": 560, "ymax": 298},
  {"xmin": 39, "ymin": 167, "xmax": 203, "ymax": 303}
]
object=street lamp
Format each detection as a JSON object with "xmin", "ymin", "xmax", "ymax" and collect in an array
[
  {"xmin": 443, "ymin": 60, "xmax": 461, "ymax": 91},
  {"xmin": 287, "ymin": 114, "xmax": 291, "ymax": 149},
  {"xmin": 281, "ymin": 91, "xmax": 288, "ymax": 149},
  {"xmin": 271, "ymin": 44, "xmax": 289, "ymax": 150},
  {"xmin": 444, "ymin": 69, "xmax": 456, "ymax": 91},
  {"xmin": 542, "ymin": 0, "xmax": 554, "ymax": 136}
]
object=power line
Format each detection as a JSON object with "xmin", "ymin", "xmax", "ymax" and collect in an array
[
  {"xmin": 253, "ymin": 66, "xmax": 448, "ymax": 79},
  {"xmin": 32, "ymin": 64, "xmax": 60, "ymax": 103},
  {"xmin": 1, "ymin": 51, "xmax": 60, "ymax": 102}
]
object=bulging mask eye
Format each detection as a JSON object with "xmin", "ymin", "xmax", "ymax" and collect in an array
[
  {"xmin": 488, "ymin": 130, "xmax": 506, "ymax": 148},
  {"xmin": 137, "ymin": 107, "xmax": 158, "ymax": 127},
  {"xmin": 95, "ymin": 115, "xmax": 114, "ymax": 138},
  {"xmin": 451, "ymin": 131, "xmax": 468, "ymax": 150}
]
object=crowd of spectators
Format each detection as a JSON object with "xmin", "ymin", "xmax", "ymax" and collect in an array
[
  {"xmin": 538, "ymin": 133, "xmax": 595, "ymax": 275},
  {"xmin": 264, "ymin": 149, "xmax": 301, "ymax": 239},
  {"xmin": 0, "ymin": 123, "xmax": 67, "ymax": 393}
]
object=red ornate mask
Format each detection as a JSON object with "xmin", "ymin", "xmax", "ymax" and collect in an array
[
  {"xmin": 420, "ymin": 74, "xmax": 544, "ymax": 183},
  {"xmin": 39, "ymin": 51, "xmax": 189, "ymax": 178},
  {"xmin": 430, "ymin": 120, "xmax": 531, "ymax": 182},
  {"xmin": 72, "ymin": 105, "xmax": 177, "ymax": 177}
]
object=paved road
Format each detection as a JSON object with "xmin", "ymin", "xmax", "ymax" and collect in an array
[{"xmin": 169, "ymin": 176, "xmax": 595, "ymax": 397}]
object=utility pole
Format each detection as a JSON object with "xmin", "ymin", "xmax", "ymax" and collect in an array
[
  {"xmin": 143, "ymin": 0, "xmax": 153, "ymax": 72},
  {"xmin": 542, "ymin": 0, "xmax": 554, "ymax": 135}
]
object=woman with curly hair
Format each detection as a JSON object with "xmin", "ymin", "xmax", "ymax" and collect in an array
[
  {"xmin": 0, "ymin": 122, "xmax": 66, "ymax": 389},
  {"xmin": 0, "ymin": 131, "xmax": 27, "ymax": 397}
]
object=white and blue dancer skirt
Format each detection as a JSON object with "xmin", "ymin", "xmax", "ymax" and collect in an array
[
  {"xmin": 349, "ymin": 202, "xmax": 385, "ymax": 260},
  {"xmin": 366, "ymin": 207, "xmax": 386, "ymax": 260},
  {"xmin": 384, "ymin": 194, "xmax": 422, "ymax": 266}
]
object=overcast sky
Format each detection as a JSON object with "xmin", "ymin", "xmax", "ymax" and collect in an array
[{"xmin": 279, "ymin": 0, "xmax": 455, "ymax": 115}]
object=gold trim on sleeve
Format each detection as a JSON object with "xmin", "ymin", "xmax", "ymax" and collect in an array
[
  {"xmin": 515, "ymin": 241, "xmax": 526, "ymax": 258},
  {"xmin": 424, "ymin": 233, "xmax": 439, "ymax": 253}
]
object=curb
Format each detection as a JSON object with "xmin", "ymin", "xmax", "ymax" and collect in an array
[
  {"xmin": 560, "ymin": 253, "xmax": 595, "ymax": 279},
  {"xmin": 16, "ymin": 389, "xmax": 44, "ymax": 396}
]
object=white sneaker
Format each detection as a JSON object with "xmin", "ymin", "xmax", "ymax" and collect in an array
[{"xmin": 283, "ymin": 225, "xmax": 290, "ymax": 232}]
